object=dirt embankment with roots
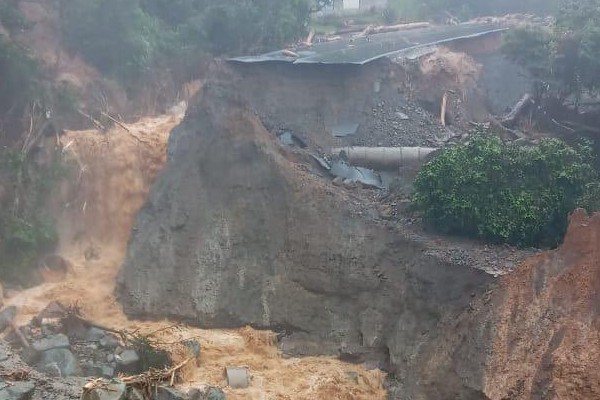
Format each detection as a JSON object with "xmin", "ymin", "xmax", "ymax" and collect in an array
[
  {"xmin": 417, "ymin": 209, "xmax": 600, "ymax": 400},
  {"xmin": 486, "ymin": 209, "xmax": 600, "ymax": 399},
  {"xmin": 4, "ymin": 106, "xmax": 387, "ymax": 400}
]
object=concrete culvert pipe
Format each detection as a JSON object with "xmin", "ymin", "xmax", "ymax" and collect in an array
[{"xmin": 332, "ymin": 147, "xmax": 439, "ymax": 170}]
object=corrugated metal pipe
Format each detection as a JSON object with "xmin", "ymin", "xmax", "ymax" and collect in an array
[{"xmin": 332, "ymin": 147, "xmax": 439, "ymax": 170}]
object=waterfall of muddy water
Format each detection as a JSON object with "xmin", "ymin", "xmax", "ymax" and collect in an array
[{"xmin": 4, "ymin": 108, "xmax": 386, "ymax": 399}]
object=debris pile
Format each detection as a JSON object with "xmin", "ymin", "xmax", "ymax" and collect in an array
[{"xmin": 0, "ymin": 300, "xmax": 221, "ymax": 400}]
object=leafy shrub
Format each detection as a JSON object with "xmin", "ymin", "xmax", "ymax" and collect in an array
[
  {"xmin": 0, "ymin": 1, "xmax": 31, "ymax": 34},
  {"xmin": 413, "ymin": 133, "xmax": 599, "ymax": 247},
  {"xmin": 60, "ymin": 0, "xmax": 311, "ymax": 82},
  {"xmin": 0, "ymin": 149, "xmax": 65, "ymax": 284},
  {"xmin": 0, "ymin": 36, "xmax": 39, "ymax": 116},
  {"xmin": 61, "ymin": 0, "xmax": 160, "ymax": 80}
]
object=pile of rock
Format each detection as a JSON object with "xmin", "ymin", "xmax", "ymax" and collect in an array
[
  {"xmin": 81, "ymin": 382, "xmax": 226, "ymax": 400},
  {"xmin": 0, "ymin": 302, "xmax": 226, "ymax": 400},
  {"xmin": 2, "ymin": 302, "xmax": 157, "ymax": 380}
]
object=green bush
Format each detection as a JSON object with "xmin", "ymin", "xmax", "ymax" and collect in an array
[
  {"xmin": 0, "ymin": 36, "xmax": 39, "ymax": 115},
  {"xmin": 413, "ymin": 134, "xmax": 599, "ymax": 247},
  {"xmin": 0, "ymin": 149, "xmax": 64, "ymax": 284}
]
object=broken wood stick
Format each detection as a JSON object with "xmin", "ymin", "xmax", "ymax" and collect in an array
[
  {"xmin": 371, "ymin": 22, "xmax": 430, "ymax": 34},
  {"xmin": 304, "ymin": 30, "xmax": 315, "ymax": 46},
  {"xmin": 501, "ymin": 93, "xmax": 533, "ymax": 128},
  {"xmin": 100, "ymin": 112, "xmax": 131, "ymax": 132},
  {"xmin": 77, "ymin": 109, "xmax": 105, "ymax": 131},
  {"xmin": 281, "ymin": 49, "xmax": 300, "ymax": 58},
  {"xmin": 67, "ymin": 314, "xmax": 122, "ymax": 335},
  {"xmin": 120, "ymin": 356, "xmax": 194, "ymax": 387},
  {"xmin": 441, "ymin": 92, "xmax": 448, "ymax": 127}
]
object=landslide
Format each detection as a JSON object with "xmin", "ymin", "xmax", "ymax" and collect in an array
[
  {"xmin": 415, "ymin": 209, "xmax": 600, "ymax": 400},
  {"xmin": 5, "ymin": 109, "xmax": 386, "ymax": 400},
  {"xmin": 486, "ymin": 209, "xmax": 600, "ymax": 399},
  {"xmin": 117, "ymin": 63, "xmax": 531, "ymax": 399}
]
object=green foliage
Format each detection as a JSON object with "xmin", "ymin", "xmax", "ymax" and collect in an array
[
  {"xmin": 0, "ymin": 36, "xmax": 39, "ymax": 115},
  {"xmin": 61, "ymin": 0, "xmax": 160, "ymax": 80},
  {"xmin": 503, "ymin": 0, "xmax": 600, "ymax": 98},
  {"xmin": 60, "ymin": 0, "xmax": 311, "ymax": 81},
  {"xmin": 0, "ymin": 149, "xmax": 64, "ymax": 283},
  {"xmin": 0, "ymin": 1, "xmax": 31, "ymax": 34},
  {"xmin": 388, "ymin": 0, "xmax": 559, "ymax": 21},
  {"xmin": 413, "ymin": 133, "xmax": 599, "ymax": 247}
]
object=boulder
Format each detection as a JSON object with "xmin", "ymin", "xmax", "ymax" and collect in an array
[
  {"xmin": 81, "ymin": 381, "xmax": 126, "ymax": 400},
  {"xmin": 115, "ymin": 350, "xmax": 141, "ymax": 375},
  {"xmin": 87, "ymin": 328, "xmax": 107, "ymax": 341},
  {"xmin": 37, "ymin": 348, "xmax": 79, "ymax": 377},
  {"xmin": 188, "ymin": 387, "xmax": 226, "ymax": 400},
  {"xmin": 99, "ymin": 335, "xmax": 119, "ymax": 350},
  {"xmin": 32, "ymin": 334, "xmax": 70, "ymax": 353},
  {"xmin": 0, "ymin": 381, "xmax": 35, "ymax": 400},
  {"xmin": 153, "ymin": 386, "xmax": 187, "ymax": 400}
]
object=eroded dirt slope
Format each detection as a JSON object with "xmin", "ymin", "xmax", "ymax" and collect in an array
[{"xmin": 486, "ymin": 209, "xmax": 600, "ymax": 399}]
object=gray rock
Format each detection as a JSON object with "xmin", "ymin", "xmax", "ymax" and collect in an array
[
  {"xmin": 101, "ymin": 366, "xmax": 114, "ymax": 378},
  {"xmin": 0, "ymin": 350, "xmax": 9, "ymax": 362},
  {"xmin": 188, "ymin": 387, "xmax": 226, "ymax": 400},
  {"xmin": 115, "ymin": 350, "xmax": 141, "ymax": 374},
  {"xmin": 87, "ymin": 327, "xmax": 106, "ymax": 341},
  {"xmin": 153, "ymin": 386, "xmax": 187, "ymax": 400},
  {"xmin": 32, "ymin": 334, "xmax": 69, "ymax": 353},
  {"xmin": 107, "ymin": 354, "xmax": 114, "ymax": 363},
  {"xmin": 37, "ymin": 348, "xmax": 79, "ymax": 377},
  {"xmin": 99, "ymin": 335, "xmax": 119, "ymax": 350},
  {"xmin": 0, "ymin": 307, "xmax": 17, "ymax": 333},
  {"xmin": 395, "ymin": 111, "xmax": 410, "ymax": 120},
  {"xmin": 115, "ymin": 350, "xmax": 139, "ymax": 366},
  {"xmin": 81, "ymin": 381, "xmax": 126, "ymax": 400},
  {"xmin": 0, "ymin": 381, "xmax": 35, "ymax": 400},
  {"xmin": 126, "ymin": 388, "xmax": 145, "ymax": 400}
]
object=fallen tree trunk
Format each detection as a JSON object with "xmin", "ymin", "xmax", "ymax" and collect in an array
[
  {"xmin": 370, "ymin": 22, "xmax": 430, "ymax": 34},
  {"xmin": 332, "ymin": 146, "xmax": 438, "ymax": 170},
  {"xmin": 501, "ymin": 94, "xmax": 533, "ymax": 128}
]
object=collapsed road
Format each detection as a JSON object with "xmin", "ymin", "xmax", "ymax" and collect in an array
[{"xmin": 118, "ymin": 23, "xmax": 536, "ymax": 399}]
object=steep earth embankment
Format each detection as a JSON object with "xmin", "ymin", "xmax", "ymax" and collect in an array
[
  {"xmin": 117, "ymin": 66, "xmax": 529, "ymax": 399},
  {"xmin": 486, "ymin": 209, "xmax": 600, "ymax": 399},
  {"xmin": 420, "ymin": 210, "xmax": 600, "ymax": 400}
]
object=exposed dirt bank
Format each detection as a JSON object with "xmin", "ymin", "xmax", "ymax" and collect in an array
[{"xmin": 486, "ymin": 209, "xmax": 600, "ymax": 399}]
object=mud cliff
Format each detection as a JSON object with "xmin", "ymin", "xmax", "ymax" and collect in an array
[{"xmin": 117, "ymin": 70, "xmax": 503, "ymax": 399}]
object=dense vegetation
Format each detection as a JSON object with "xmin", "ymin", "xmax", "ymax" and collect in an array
[
  {"xmin": 387, "ymin": 0, "xmax": 558, "ymax": 22},
  {"xmin": 502, "ymin": 0, "xmax": 600, "ymax": 102},
  {"xmin": 0, "ymin": 149, "xmax": 64, "ymax": 283},
  {"xmin": 60, "ymin": 0, "xmax": 312, "ymax": 80},
  {"xmin": 414, "ymin": 134, "xmax": 599, "ymax": 247}
]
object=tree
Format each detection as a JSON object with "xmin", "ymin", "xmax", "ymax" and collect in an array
[
  {"xmin": 502, "ymin": 0, "xmax": 600, "ymax": 102},
  {"xmin": 61, "ymin": 0, "xmax": 160, "ymax": 80},
  {"xmin": 413, "ymin": 133, "xmax": 598, "ymax": 247}
]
